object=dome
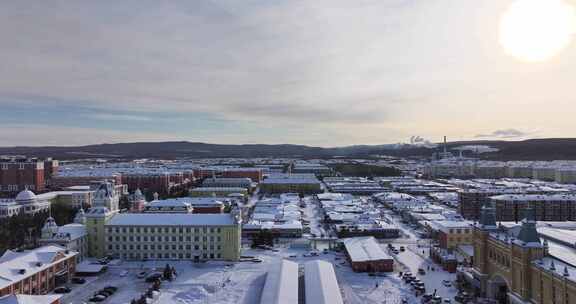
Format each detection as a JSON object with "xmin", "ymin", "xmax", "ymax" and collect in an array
[{"xmin": 15, "ymin": 190, "xmax": 37, "ymax": 203}]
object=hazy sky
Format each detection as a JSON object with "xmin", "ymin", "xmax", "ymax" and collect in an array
[{"xmin": 1, "ymin": 0, "xmax": 575, "ymax": 147}]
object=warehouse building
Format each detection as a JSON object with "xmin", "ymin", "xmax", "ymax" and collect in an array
[
  {"xmin": 342, "ymin": 237, "xmax": 394, "ymax": 272},
  {"xmin": 259, "ymin": 259, "xmax": 299, "ymax": 304},
  {"xmin": 304, "ymin": 260, "xmax": 344, "ymax": 304}
]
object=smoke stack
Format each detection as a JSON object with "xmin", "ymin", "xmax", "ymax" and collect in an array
[{"xmin": 443, "ymin": 136, "xmax": 447, "ymax": 154}]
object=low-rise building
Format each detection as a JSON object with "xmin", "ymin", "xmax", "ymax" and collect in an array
[
  {"xmin": 202, "ymin": 177, "xmax": 252, "ymax": 191},
  {"xmin": 342, "ymin": 236, "xmax": 394, "ymax": 272},
  {"xmin": 189, "ymin": 187, "xmax": 248, "ymax": 197},
  {"xmin": 39, "ymin": 210, "xmax": 88, "ymax": 261},
  {"xmin": 426, "ymin": 220, "xmax": 474, "ymax": 249},
  {"xmin": 260, "ymin": 176, "xmax": 321, "ymax": 195},
  {"xmin": 0, "ymin": 245, "xmax": 77, "ymax": 297},
  {"xmin": 0, "ymin": 190, "xmax": 51, "ymax": 218}
]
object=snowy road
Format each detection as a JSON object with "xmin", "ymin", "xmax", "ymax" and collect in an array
[{"xmin": 387, "ymin": 242, "xmax": 458, "ymax": 301}]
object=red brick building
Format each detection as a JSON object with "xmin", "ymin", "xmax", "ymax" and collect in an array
[
  {"xmin": 43, "ymin": 158, "xmax": 59, "ymax": 184},
  {"xmin": 194, "ymin": 168, "xmax": 263, "ymax": 182},
  {"xmin": 222, "ymin": 168, "xmax": 263, "ymax": 182},
  {"xmin": 0, "ymin": 245, "xmax": 77, "ymax": 297},
  {"xmin": 0, "ymin": 158, "xmax": 45, "ymax": 193},
  {"xmin": 49, "ymin": 174, "xmax": 122, "ymax": 190},
  {"xmin": 342, "ymin": 237, "xmax": 394, "ymax": 272}
]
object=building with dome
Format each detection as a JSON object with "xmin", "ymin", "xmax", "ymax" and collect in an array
[
  {"xmin": 39, "ymin": 210, "xmax": 88, "ymax": 261},
  {"xmin": 0, "ymin": 190, "xmax": 51, "ymax": 218}
]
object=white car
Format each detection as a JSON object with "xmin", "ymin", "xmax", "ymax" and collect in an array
[
  {"xmin": 119, "ymin": 270, "xmax": 128, "ymax": 277},
  {"xmin": 442, "ymin": 280, "xmax": 452, "ymax": 287}
]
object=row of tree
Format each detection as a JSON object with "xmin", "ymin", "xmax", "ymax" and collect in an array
[{"xmin": 0, "ymin": 204, "xmax": 78, "ymax": 254}]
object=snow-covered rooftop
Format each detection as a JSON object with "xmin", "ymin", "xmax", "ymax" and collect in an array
[
  {"xmin": 259, "ymin": 259, "xmax": 299, "ymax": 304},
  {"xmin": 106, "ymin": 213, "xmax": 236, "ymax": 226},
  {"xmin": 342, "ymin": 236, "xmax": 392, "ymax": 262},
  {"xmin": 0, "ymin": 294, "xmax": 62, "ymax": 304},
  {"xmin": 304, "ymin": 260, "xmax": 344, "ymax": 304},
  {"xmin": 0, "ymin": 245, "xmax": 77, "ymax": 290}
]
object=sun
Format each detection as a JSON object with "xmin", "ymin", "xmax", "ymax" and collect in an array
[{"xmin": 499, "ymin": 0, "xmax": 576, "ymax": 62}]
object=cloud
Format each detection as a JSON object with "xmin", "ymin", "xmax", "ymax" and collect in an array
[
  {"xmin": 88, "ymin": 113, "xmax": 152, "ymax": 122},
  {"xmin": 474, "ymin": 128, "xmax": 532, "ymax": 139},
  {"xmin": 0, "ymin": 1, "xmax": 574, "ymax": 145}
]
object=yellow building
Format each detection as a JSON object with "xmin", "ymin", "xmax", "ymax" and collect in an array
[
  {"xmin": 427, "ymin": 220, "xmax": 474, "ymax": 249},
  {"xmin": 469, "ymin": 204, "xmax": 576, "ymax": 304},
  {"xmin": 104, "ymin": 212, "xmax": 242, "ymax": 261}
]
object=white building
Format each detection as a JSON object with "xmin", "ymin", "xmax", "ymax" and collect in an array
[
  {"xmin": 0, "ymin": 190, "xmax": 50, "ymax": 218},
  {"xmin": 39, "ymin": 210, "xmax": 88, "ymax": 261}
]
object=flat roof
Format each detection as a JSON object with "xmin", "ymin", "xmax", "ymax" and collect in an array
[{"xmin": 106, "ymin": 213, "xmax": 236, "ymax": 226}]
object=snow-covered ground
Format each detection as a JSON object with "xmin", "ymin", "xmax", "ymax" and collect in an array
[
  {"xmin": 303, "ymin": 197, "xmax": 330, "ymax": 237},
  {"xmin": 60, "ymin": 245, "xmax": 424, "ymax": 304},
  {"xmin": 60, "ymin": 191, "xmax": 460, "ymax": 304}
]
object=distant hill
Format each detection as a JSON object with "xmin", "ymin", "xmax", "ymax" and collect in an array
[{"xmin": 1, "ymin": 138, "xmax": 576, "ymax": 160}]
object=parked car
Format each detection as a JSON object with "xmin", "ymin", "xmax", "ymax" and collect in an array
[
  {"xmin": 54, "ymin": 286, "xmax": 71, "ymax": 294},
  {"xmin": 400, "ymin": 246, "xmax": 405, "ymax": 252},
  {"xmin": 89, "ymin": 294, "xmax": 106, "ymax": 302},
  {"xmin": 145, "ymin": 272, "xmax": 163, "ymax": 283},
  {"xmin": 137, "ymin": 271, "xmax": 148, "ymax": 279},
  {"xmin": 103, "ymin": 286, "xmax": 118, "ymax": 293},
  {"xmin": 442, "ymin": 280, "xmax": 452, "ymax": 287},
  {"xmin": 418, "ymin": 268, "xmax": 426, "ymax": 275},
  {"xmin": 71, "ymin": 277, "xmax": 86, "ymax": 284}
]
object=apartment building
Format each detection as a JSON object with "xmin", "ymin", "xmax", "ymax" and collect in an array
[
  {"xmin": 490, "ymin": 194, "xmax": 576, "ymax": 221},
  {"xmin": 0, "ymin": 158, "xmax": 46, "ymax": 193}
]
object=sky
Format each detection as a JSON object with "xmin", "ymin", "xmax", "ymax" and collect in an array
[{"xmin": 1, "ymin": 0, "xmax": 575, "ymax": 147}]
